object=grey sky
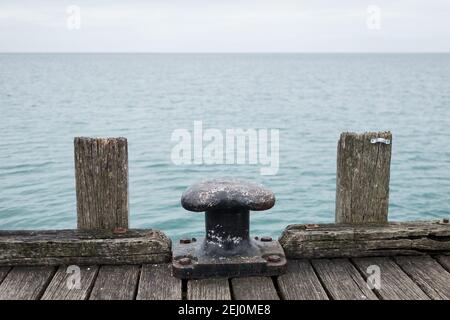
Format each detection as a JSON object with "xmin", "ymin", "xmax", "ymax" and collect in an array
[{"xmin": 1, "ymin": 0, "xmax": 450, "ymax": 52}]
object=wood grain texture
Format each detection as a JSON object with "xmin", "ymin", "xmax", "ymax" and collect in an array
[
  {"xmin": 41, "ymin": 265, "xmax": 98, "ymax": 300},
  {"xmin": 277, "ymin": 259, "xmax": 328, "ymax": 300},
  {"xmin": 137, "ymin": 264, "xmax": 181, "ymax": 300},
  {"xmin": 89, "ymin": 265, "xmax": 140, "ymax": 300},
  {"xmin": 436, "ymin": 255, "xmax": 450, "ymax": 273},
  {"xmin": 353, "ymin": 257, "xmax": 429, "ymax": 300},
  {"xmin": 0, "ymin": 266, "xmax": 55, "ymax": 300},
  {"xmin": 231, "ymin": 277, "xmax": 279, "ymax": 300},
  {"xmin": 74, "ymin": 137, "xmax": 129, "ymax": 230},
  {"xmin": 187, "ymin": 279, "xmax": 231, "ymax": 300},
  {"xmin": 280, "ymin": 221, "xmax": 450, "ymax": 258},
  {"xmin": 336, "ymin": 132, "xmax": 392, "ymax": 224},
  {"xmin": 0, "ymin": 229, "xmax": 171, "ymax": 266},
  {"xmin": 0, "ymin": 267, "xmax": 10, "ymax": 284},
  {"xmin": 395, "ymin": 256, "xmax": 450, "ymax": 300},
  {"xmin": 312, "ymin": 258, "xmax": 378, "ymax": 300}
]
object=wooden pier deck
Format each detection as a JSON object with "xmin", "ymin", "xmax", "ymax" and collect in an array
[
  {"xmin": 1, "ymin": 134, "xmax": 449, "ymax": 300},
  {"xmin": 1, "ymin": 255, "xmax": 449, "ymax": 300}
]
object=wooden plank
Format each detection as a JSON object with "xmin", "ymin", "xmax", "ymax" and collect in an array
[
  {"xmin": 41, "ymin": 265, "xmax": 98, "ymax": 300},
  {"xmin": 280, "ymin": 221, "xmax": 450, "ymax": 258},
  {"xmin": 277, "ymin": 260, "xmax": 328, "ymax": 300},
  {"xmin": 395, "ymin": 256, "xmax": 450, "ymax": 300},
  {"xmin": 0, "ymin": 266, "xmax": 55, "ymax": 300},
  {"xmin": 353, "ymin": 257, "xmax": 429, "ymax": 300},
  {"xmin": 136, "ymin": 264, "xmax": 181, "ymax": 300},
  {"xmin": 336, "ymin": 131, "xmax": 392, "ymax": 224},
  {"xmin": 436, "ymin": 255, "xmax": 450, "ymax": 273},
  {"xmin": 89, "ymin": 265, "xmax": 140, "ymax": 300},
  {"xmin": 187, "ymin": 279, "xmax": 231, "ymax": 300},
  {"xmin": 0, "ymin": 229, "xmax": 171, "ymax": 266},
  {"xmin": 74, "ymin": 137, "xmax": 128, "ymax": 230},
  {"xmin": 312, "ymin": 258, "xmax": 378, "ymax": 300},
  {"xmin": 231, "ymin": 277, "xmax": 279, "ymax": 300},
  {"xmin": 0, "ymin": 267, "xmax": 10, "ymax": 284}
]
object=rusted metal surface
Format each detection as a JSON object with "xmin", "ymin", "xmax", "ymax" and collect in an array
[
  {"xmin": 173, "ymin": 179, "xmax": 286, "ymax": 279},
  {"xmin": 173, "ymin": 236, "xmax": 287, "ymax": 279}
]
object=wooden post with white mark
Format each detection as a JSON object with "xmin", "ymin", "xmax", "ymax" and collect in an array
[
  {"xmin": 335, "ymin": 131, "xmax": 392, "ymax": 224},
  {"xmin": 74, "ymin": 137, "xmax": 129, "ymax": 231}
]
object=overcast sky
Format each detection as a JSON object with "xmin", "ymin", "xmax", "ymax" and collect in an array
[{"xmin": 1, "ymin": 0, "xmax": 450, "ymax": 52}]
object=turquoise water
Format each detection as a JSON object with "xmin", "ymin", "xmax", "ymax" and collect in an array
[{"xmin": 0, "ymin": 53, "xmax": 449, "ymax": 239}]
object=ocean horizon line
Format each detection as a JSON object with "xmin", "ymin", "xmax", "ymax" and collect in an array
[{"xmin": 1, "ymin": 51, "xmax": 450, "ymax": 55}]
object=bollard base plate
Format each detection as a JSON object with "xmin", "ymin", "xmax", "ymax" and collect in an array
[{"xmin": 172, "ymin": 237, "xmax": 287, "ymax": 279}]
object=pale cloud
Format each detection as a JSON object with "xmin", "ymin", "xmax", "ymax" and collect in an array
[
  {"xmin": 0, "ymin": 0, "xmax": 449, "ymax": 52},
  {"xmin": 0, "ymin": 7, "xmax": 49, "ymax": 22}
]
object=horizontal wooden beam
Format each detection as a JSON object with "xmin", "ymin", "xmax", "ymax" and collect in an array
[
  {"xmin": 279, "ymin": 221, "xmax": 450, "ymax": 259},
  {"xmin": 0, "ymin": 229, "xmax": 171, "ymax": 266}
]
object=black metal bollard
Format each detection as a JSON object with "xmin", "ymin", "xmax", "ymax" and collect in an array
[
  {"xmin": 172, "ymin": 179, "xmax": 287, "ymax": 279},
  {"xmin": 204, "ymin": 208, "xmax": 250, "ymax": 253}
]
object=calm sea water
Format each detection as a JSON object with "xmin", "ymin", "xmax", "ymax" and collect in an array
[{"xmin": 1, "ymin": 53, "xmax": 449, "ymax": 239}]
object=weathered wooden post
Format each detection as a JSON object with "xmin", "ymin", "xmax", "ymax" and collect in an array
[
  {"xmin": 74, "ymin": 137, "xmax": 129, "ymax": 230},
  {"xmin": 281, "ymin": 131, "xmax": 450, "ymax": 259},
  {"xmin": 335, "ymin": 131, "xmax": 392, "ymax": 224}
]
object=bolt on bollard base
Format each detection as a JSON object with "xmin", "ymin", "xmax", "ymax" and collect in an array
[
  {"xmin": 173, "ymin": 236, "xmax": 286, "ymax": 279},
  {"xmin": 172, "ymin": 179, "xmax": 287, "ymax": 279}
]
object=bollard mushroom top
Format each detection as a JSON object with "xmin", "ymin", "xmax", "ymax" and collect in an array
[{"xmin": 181, "ymin": 179, "xmax": 275, "ymax": 212}]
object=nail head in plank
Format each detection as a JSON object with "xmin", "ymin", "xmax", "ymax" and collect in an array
[
  {"xmin": 89, "ymin": 265, "xmax": 140, "ymax": 300},
  {"xmin": 231, "ymin": 277, "xmax": 279, "ymax": 300},
  {"xmin": 41, "ymin": 265, "xmax": 98, "ymax": 300},
  {"xmin": 137, "ymin": 264, "xmax": 181, "ymax": 300},
  {"xmin": 312, "ymin": 258, "xmax": 377, "ymax": 300},
  {"xmin": 187, "ymin": 278, "xmax": 231, "ymax": 300},
  {"xmin": 277, "ymin": 260, "xmax": 328, "ymax": 300},
  {"xmin": 395, "ymin": 256, "xmax": 450, "ymax": 300},
  {"xmin": 0, "ymin": 266, "xmax": 55, "ymax": 300},
  {"xmin": 353, "ymin": 257, "xmax": 429, "ymax": 300}
]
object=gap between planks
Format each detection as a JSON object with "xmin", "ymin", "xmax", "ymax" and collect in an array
[
  {"xmin": 230, "ymin": 277, "xmax": 280, "ymax": 300},
  {"xmin": 1, "ymin": 257, "xmax": 449, "ymax": 300},
  {"xmin": 0, "ymin": 266, "xmax": 56, "ymax": 300},
  {"xmin": 311, "ymin": 258, "xmax": 378, "ymax": 300},
  {"xmin": 0, "ymin": 267, "xmax": 11, "ymax": 284},
  {"xmin": 351, "ymin": 257, "xmax": 429, "ymax": 300},
  {"xmin": 394, "ymin": 255, "xmax": 450, "ymax": 300},
  {"xmin": 277, "ymin": 259, "xmax": 329, "ymax": 300},
  {"xmin": 41, "ymin": 265, "xmax": 99, "ymax": 300}
]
